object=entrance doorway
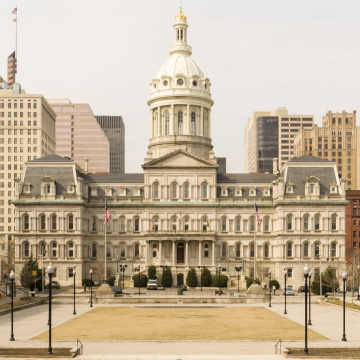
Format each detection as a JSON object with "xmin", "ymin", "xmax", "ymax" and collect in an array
[
  {"xmin": 177, "ymin": 273, "xmax": 184, "ymax": 286},
  {"xmin": 177, "ymin": 242, "xmax": 185, "ymax": 264}
]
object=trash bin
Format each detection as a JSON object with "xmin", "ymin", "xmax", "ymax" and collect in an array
[{"xmin": 31, "ymin": 292, "xmax": 35, "ymax": 297}]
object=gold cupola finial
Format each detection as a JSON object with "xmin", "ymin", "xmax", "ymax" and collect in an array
[{"xmin": 175, "ymin": 5, "xmax": 186, "ymax": 21}]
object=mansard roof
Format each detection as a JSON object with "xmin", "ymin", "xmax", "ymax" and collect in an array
[
  {"xmin": 28, "ymin": 154, "xmax": 73, "ymax": 163},
  {"xmin": 289, "ymin": 155, "xmax": 332, "ymax": 163},
  {"xmin": 217, "ymin": 173, "xmax": 277, "ymax": 184},
  {"xmin": 82, "ymin": 173, "xmax": 144, "ymax": 183}
]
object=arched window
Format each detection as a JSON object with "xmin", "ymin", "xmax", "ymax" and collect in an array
[
  {"xmin": 221, "ymin": 243, "xmax": 227, "ymax": 258},
  {"xmin": 152, "ymin": 243, "xmax": 157, "ymax": 257},
  {"xmin": 40, "ymin": 215, "xmax": 46, "ymax": 230},
  {"xmin": 250, "ymin": 243, "xmax": 254, "ymax": 258},
  {"xmin": 24, "ymin": 215, "xmax": 29, "ymax": 230},
  {"xmin": 303, "ymin": 215, "xmax": 309, "ymax": 230},
  {"xmin": 310, "ymin": 185, "xmax": 314, "ymax": 194},
  {"xmin": 68, "ymin": 242, "xmax": 74, "ymax": 257},
  {"xmin": 287, "ymin": 242, "xmax": 293, "ymax": 257},
  {"xmin": 191, "ymin": 112, "xmax": 196, "ymax": 135},
  {"xmin": 92, "ymin": 243, "xmax": 97, "ymax": 258},
  {"xmin": 264, "ymin": 217, "xmax": 270, "ymax": 232},
  {"xmin": 134, "ymin": 243, "xmax": 140, "ymax": 257},
  {"xmin": 51, "ymin": 215, "xmax": 57, "ymax": 230},
  {"xmin": 314, "ymin": 242, "xmax": 320, "ymax": 257},
  {"xmin": 202, "ymin": 183, "xmax": 207, "ymax": 198},
  {"xmin": 287, "ymin": 215, "xmax": 292, "ymax": 230},
  {"xmin": 120, "ymin": 217, "xmax": 126, "ymax": 232},
  {"xmin": 235, "ymin": 217, "xmax": 241, "ymax": 232},
  {"xmin": 153, "ymin": 217, "xmax": 159, "ymax": 231},
  {"xmin": 134, "ymin": 217, "xmax": 140, "ymax": 231},
  {"xmin": 153, "ymin": 183, "xmax": 159, "ymax": 198},
  {"xmin": 202, "ymin": 217, "xmax": 208, "ymax": 231},
  {"xmin": 236, "ymin": 243, "xmax": 241, "ymax": 257},
  {"xmin": 264, "ymin": 243, "xmax": 269, "ymax": 258},
  {"xmin": 183, "ymin": 183, "xmax": 189, "ymax": 198},
  {"xmin": 165, "ymin": 112, "xmax": 170, "ymax": 135},
  {"xmin": 250, "ymin": 216, "xmax": 255, "ymax": 231},
  {"xmin": 331, "ymin": 215, "xmax": 337, "ymax": 230},
  {"xmin": 314, "ymin": 215, "xmax": 320, "ymax": 230},
  {"xmin": 91, "ymin": 217, "xmax": 97, "ymax": 232},
  {"xmin": 23, "ymin": 241, "xmax": 30, "ymax": 257},
  {"xmin": 171, "ymin": 183, "xmax": 177, "ymax": 198},
  {"xmin": 221, "ymin": 217, "xmax": 226, "ymax": 231},
  {"xmin": 46, "ymin": 185, "xmax": 51, "ymax": 194},
  {"xmin": 68, "ymin": 215, "xmax": 74, "ymax": 230},
  {"xmin": 39, "ymin": 242, "xmax": 46, "ymax": 257},
  {"xmin": 184, "ymin": 217, "xmax": 189, "ymax": 231},
  {"xmin": 303, "ymin": 242, "xmax": 309, "ymax": 257},
  {"xmin": 178, "ymin": 111, "xmax": 183, "ymax": 135},
  {"xmin": 51, "ymin": 242, "xmax": 57, "ymax": 257},
  {"xmin": 331, "ymin": 242, "xmax": 336, "ymax": 257},
  {"xmin": 172, "ymin": 216, "xmax": 177, "ymax": 230}
]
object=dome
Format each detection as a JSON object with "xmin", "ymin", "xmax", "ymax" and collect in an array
[
  {"xmin": 175, "ymin": 7, "xmax": 187, "ymax": 21},
  {"xmin": 156, "ymin": 54, "xmax": 205, "ymax": 80}
]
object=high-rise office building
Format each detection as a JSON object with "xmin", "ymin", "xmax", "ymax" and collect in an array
[
  {"xmin": 95, "ymin": 116, "xmax": 125, "ymax": 173},
  {"xmin": 48, "ymin": 99, "xmax": 110, "ymax": 173},
  {"xmin": 294, "ymin": 111, "xmax": 357, "ymax": 190},
  {"xmin": 0, "ymin": 83, "xmax": 56, "ymax": 267},
  {"xmin": 7, "ymin": 52, "xmax": 17, "ymax": 88},
  {"xmin": 244, "ymin": 108, "xmax": 314, "ymax": 173}
]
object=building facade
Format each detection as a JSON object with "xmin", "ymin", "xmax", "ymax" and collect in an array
[
  {"xmin": 244, "ymin": 108, "xmax": 314, "ymax": 173},
  {"xmin": 294, "ymin": 111, "xmax": 357, "ymax": 190},
  {"xmin": 13, "ymin": 8, "xmax": 347, "ymax": 290},
  {"xmin": 345, "ymin": 190, "xmax": 360, "ymax": 263},
  {"xmin": 0, "ymin": 84, "xmax": 56, "ymax": 271},
  {"xmin": 48, "ymin": 99, "xmax": 110, "ymax": 173},
  {"xmin": 95, "ymin": 116, "xmax": 125, "ymax": 173},
  {"xmin": 7, "ymin": 52, "xmax": 17, "ymax": 88}
]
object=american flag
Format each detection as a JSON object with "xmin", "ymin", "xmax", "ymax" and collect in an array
[
  {"xmin": 11, "ymin": 7, "xmax": 17, "ymax": 14},
  {"xmin": 255, "ymin": 203, "xmax": 261, "ymax": 226},
  {"xmin": 179, "ymin": 211, "xmax": 182, "ymax": 224},
  {"xmin": 104, "ymin": 203, "xmax": 111, "ymax": 227}
]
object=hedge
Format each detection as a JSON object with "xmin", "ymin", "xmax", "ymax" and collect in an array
[
  {"xmin": 147, "ymin": 265, "xmax": 157, "ymax": 280},
  {"xmin": 201, "ymin": 268, "xmax": 212, "ymax": 287},
  {"xmin": 133, "ymin": 273, "xmax": 148, "ymax": 287},
  {"xmin": 213, "ymin": 274, "xmax": 228, "ymax": 287},
  {"xmin": 106, "ymin": 276, "xmax": 116, "ymax": 287},
  {"xmin": 186, "ymin": 268, "xmax": 198, "ymax": 287},
  {"xmin": 82, "ymin": 279, "xmax": 94, "ymax": 287},
  {"xmin": 270, "ymin": 279, "xmax": 280, "ymax": 290},
  {"xmin": 246, "ymin": 277, "xmax": 260, "ymax": 289},
  {"xmin": 162, "ymin": 267, "xmax": 173, "ymax": 287}
]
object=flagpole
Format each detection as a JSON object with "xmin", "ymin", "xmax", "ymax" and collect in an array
[
  {"xmin": 254, "ymin": 202, "xmax": 256, "ymax": 281},
  {"xmin": 104, "ymin": 197, "xmax": 106, "ymax": 283}
]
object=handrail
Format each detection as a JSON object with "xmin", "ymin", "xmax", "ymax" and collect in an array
[
  {"xmin": 275, "ymin": 339, "xmax": 281, "ymax": 354},
  {"xmin": 77, "ymin": 339, "xmax": 83, "ymax": 355}
]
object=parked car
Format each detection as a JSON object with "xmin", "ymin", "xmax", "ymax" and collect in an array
[
  {"xmin": 298, "ymin": 286, "xmax": 306, "ymax": 293},
  {"xmin": 112, "ymin": 286, "xmax": 122, "ymax": 295},
  {"xmin": 283, "ymin": 287, "xmax": 295, "ymax": 296},
  {"xmin": 147, "ymin": 279, "xmax": 158, "ymax": 290},
  {"xmin": 47, "ymin": 281, "xmax": 60, "ymax": 289},
  {"xmin": 179, "ymin": 284, "xmax": 187, "ymax": 291}
]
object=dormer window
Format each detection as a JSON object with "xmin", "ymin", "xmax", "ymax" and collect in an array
[
  {"xmin": 46, "ymin": 185, "xmax": 51, "ymax": 194},
  {"xmin": 249, "ymin": 187, "xmax": 256, "ymax": 196},
  {"xmin": 221, "ymin": 186, "xmax": 228, "ymax": 197},
  {"xmin": 23, "ymin": 183, "xmax": 31, "ymax": 194},
  {"xmin": 119, "ymin": 186, "xmax": 126, "ymax": 196},
  {"xmin": 105, "ymin": 186, "xmax": 112, "ymax": 196},
  {"xmin": 235, "ymin": 187, "xmax": 242, "ymax": 196},
  {"xmin": 330, "ymin": 181, "xmax": 338, "ymax": 194},
  {"xmin": 263, "ymin": 186, "xmax": 271, "ymax": 196},
  {"xmin": 286, "ymin": 181, "xmax": 294, "ymax": 194},
  {"xmin": 310, "ymin": 185, "xmax": 314, "ymax": 194},
  {"xmin": 67, "ymin": 183, "xmax": 75, "ymax": 194},
  {"xmin": 90, "ymin": 187, "xmax": 98, "ymax": 197},
  {"xmin": 133, "ymin": 186, "xmax": 141, "ymax": 197},
  {"xmin": 177, "ymin": 78, "xmax": 184, "ymax": 86}
]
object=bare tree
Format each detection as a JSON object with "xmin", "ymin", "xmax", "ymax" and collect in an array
[{"xmin": 90, "ymin": 260, "xmax": 111, "ymax": 285}]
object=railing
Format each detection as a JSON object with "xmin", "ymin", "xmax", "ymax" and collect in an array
[
  {"xmin": 275, "ymin": 339, "xmax": 282, "ymax": 354},
  {"xmin": 76, "ymin": 339, "xmax": 83, "ymax": 355}
]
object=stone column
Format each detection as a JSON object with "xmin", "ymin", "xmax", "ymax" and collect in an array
[
  {"xmin": 212, "ymin": 241, "xmax": 215, "ymax": 266},
  {"xmin": 158, "ymin": 107, "xmax": 161, "ymax": 136},
  {"xmin": 172, "ymin": 241, "xmax": 176, "ymax": 265},
  {"xmin": 187, "ymin": 105, "xmax": 190, "ymax": 134},
  {"xmin": 185, "ymin": 241, "xmax": 189, "ymax": 265},
  {"xmin": 200, "ymin": 107, "xmax": 204, "ymax": 136},
  {"xmin": 171, "ymin": 105, "xmax": 174, "ymax": 135},
  {"xmin": 159, "ymin": 241, "xmax": 162, "ymax": 264},
  {"xmin": 145, "ymin": 241, "xmax": 148, "ymax": 265},
  {"xmin": 150, "ymin": 110, "xmax": 154, "ymax": 137},
  {"xmin": 208, "ymin": 109, "xmax": 211, "ymax": 138},
  {"xmin": 198, "ymin": 241, "xmax": 202, "ymax": 265}
]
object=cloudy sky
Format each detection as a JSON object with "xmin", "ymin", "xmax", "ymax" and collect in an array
[{"xmin": 1, "ymin": 0, "xmax": 359, "ymax": 173}]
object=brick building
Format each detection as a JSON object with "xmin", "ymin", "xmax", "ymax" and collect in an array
[{"xmin": 345, "ymin": 190, "xmax": 360, "ymax": 262}]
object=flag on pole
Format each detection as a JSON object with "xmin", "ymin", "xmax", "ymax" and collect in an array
[
  {"xmin": 152, "ymin": 219, "xmax": 154, "ymax": 229},
  {"xmin": 13, "ymin": 18, "xmax": 17, "ymax": 22},
  {"xmin": 255, "ymin": 203, "xmax": 261, "ymax": 226},
  {"xmin": 207, "ymin": 218, "xmax": 210, "ymax": 229},
  {"xmin": 104, "ymin": 203, "xmax": 111, "ymax": 227},
  {"xmin": 179, "ymin": 211, "xmax": 182, "ymax": 224},
  {"xmin": 12, "ymin": 7, "xmax": 17, "ymax": 14}
]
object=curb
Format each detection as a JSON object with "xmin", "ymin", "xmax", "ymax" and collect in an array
[
  {"xmin": 0, "ymin": 300, "xmax": 44, "ymax": 316},
  {"xmin": 319, "ymin": 301, "xmax": 360, "ymax": 315}
]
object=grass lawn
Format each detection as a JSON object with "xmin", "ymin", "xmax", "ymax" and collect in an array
[
  {"xmin": 287, "ymin": 348, "xmax": 360, "ymax": 359},
  {"xmin": 0, "ymin": 298, "xmax": 35, "ymax": 311},
  {"xmin": 31, "ymin": 307, "xmax": 328, "ymax": 341},
  {"xmin": 328, "ymin": 299, "xmax": 360, "ymax": 311}
]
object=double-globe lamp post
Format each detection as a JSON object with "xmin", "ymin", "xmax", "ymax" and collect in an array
[
  {"xmin": 138, "ymin": 264, "xmax": 141, "ymax": 295},
  {"xmin": 308, "ymin": 271, "xmax": 312, "ymax": 326},
  {"xmin": 269, "ymin": 269, "xmax": 272, "ymax": 307},
  {"xmin": 284, "ymin": 266, "xmax": 287, "ymax": 315},
  {"xmin": 303, "ymin": 263, "xmax": 310, "ymax": 355},
  {"xmin": 160, "ymin": 263, "xmax": 167, "ymax": 289},
  {"xmin": 198, "ymin": 266, "xmax": 205, "ymax": 291},
  {"xmin": 10, "ymin": 270, "xmax": 15, "ymax": 341},
  {"xmin": 73, "ymin": 265, "xmax": 76, "ymax": 315},
  {"xmin": 47, "ymin": 262, "xmax": 54, "ymax": 355},
  {"xmin": 90, "ymin": 269, "xmax": 93, "ymax": 308},
  {"xmin": 120, "ymin": 264, "xmax": 127, "ymax": 289},
  {"xmin": 342, "ymin": 271, "xmax": 347, "ymax": 342},
  {"xmin": 235, "ymin": 265, "xmax": 241, "ymax": 293}
]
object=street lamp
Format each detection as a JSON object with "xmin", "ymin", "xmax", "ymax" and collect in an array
[
  {"xmin": 218, "ymin": 264, "xmax": 221, "ymax": 289},
  {"xmin": 120, "ymin": 264, "xmax": 127, "ymax": 289},
  {"xmin": 357, "ymin": 265, "xmax": 360, "ymax": 300},
  {"xmin": 47, "ymin": 262, "xmax": 54, "ymax": 355},
  {"xmin": 9, "ymin": 270, "xmax": 15, "ymax": 341},
  {"xmin": 198, "ymin": 266, "xmax": 205, "ymax": 291},
  {"xmin": 138, "ymin": 264, "xmax": 141, "ymax": 295},
  {"xmin": 160, "ymin": 263, "xmax": 167, "ymax": 289},
  {"xmin": 284, "ymin": 266, "xmax": 288, "ymax": 315},
  {"xmin": 73, "ymin": 265, "xmax": 76, "ymax": 315},
  {"xmin": 269, "ymin": 269, "xmax": 272, "ymax": 307},
  {"xmin": 316, "ymin": 253, "xmax": 322, "ymax": 296},
  {"xmin": 341, "ymin": 271, "xmax": 347, "ymax": 342},
  {"xmin": 303, "ymin": 263, "xmax": 310, "ymax": 355},
  {"xmin": 235, "ymin": 265, "xmax": 241, "ymax": 293},
  {"xmin": 90, "ymin": 269, "xmax": 93, "ymax": 308},
  {"xmin": 308, "ymin": 271, "xmax": 312, "ymax": 325}
]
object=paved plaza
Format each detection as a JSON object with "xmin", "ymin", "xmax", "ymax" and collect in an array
[{"xmin": 0, "ymin": 294, "xmax": 359, "ymax": 359}]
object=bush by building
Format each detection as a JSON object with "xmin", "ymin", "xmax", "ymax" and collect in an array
[
  {"xmin": 106, "ymin": 276, "xmax": 116, "ymax": 286},
  {"xmin": 201, "ymin": 268, "xmax": 212, "ymax": 287},
  {"xmin": 311, "ymin": 265, "xmax": 339, "ymax": 295},
  {"xmin": 82, "ymin": 279, "xmax": 94, "ymax": 287},
  {"xmin": 270, "ymin": 280, "xmax": 280, "ymax": 290},
  {"xmin": 246, "ymin": 277, "xmax": 260, "ymax": 289},
  {"xmin": 213, "ymin": 274, "xmax": 228, "ymax": 287},
  {"xmin": 147, "ymin": 265, "xmax": 157, "ymax": 280},
  {"xmin": 133, "ymin": 273, "xmax": 148, "ymax": 287},
  {"xmin": 162, "ymin": 267, "xmax": 173, "ymax": 287},
  {"xmin": 20, "ymin": 254, "xmax": 44, "ymax": 291},
  {"xmin": 186, "ymin": 268, "xmax": 198, "ymax": 287}
]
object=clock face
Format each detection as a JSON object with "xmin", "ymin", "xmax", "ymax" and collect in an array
[
  {"xmin": 163, "ymin": 80, "xmax": 168, "ymax": 86},
  {"xmin": 192, "ymin": 81, "xmax": 197, "ymax": 86},
  {"xmin": 177, "ymin": 78, "xmax": 184, "ymax": 85}
]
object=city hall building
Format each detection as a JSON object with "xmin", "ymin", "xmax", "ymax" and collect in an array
[{"xmin": 13, "ymin": 8, "xmax": 347, "ymax": 289}]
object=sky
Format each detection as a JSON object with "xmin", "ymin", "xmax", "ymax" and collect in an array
[{"xmin": 1, "ymin": 0, "xmax": 360, "ymax": 173}]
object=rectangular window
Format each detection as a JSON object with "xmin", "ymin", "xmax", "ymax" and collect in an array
[
  {"xmin": 353, "ymin": 242, "xmax": 357, "ymax": 249},
  {"xmin": 353, "ymin": 231, "xmax": 357, "ymax": 237},
  {"xmin": 287, "ymin": 269, "xmax": 293, "ymax": 278}
]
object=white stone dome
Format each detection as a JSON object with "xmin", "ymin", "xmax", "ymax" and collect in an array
[{"xmin": 156, "ymin": 54, "xmax": 205, "ymax": 80}]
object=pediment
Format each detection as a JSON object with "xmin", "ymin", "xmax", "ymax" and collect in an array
[{"xmin": 142, "ymin": 149, "xmax": 219, "ymax": 169}]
